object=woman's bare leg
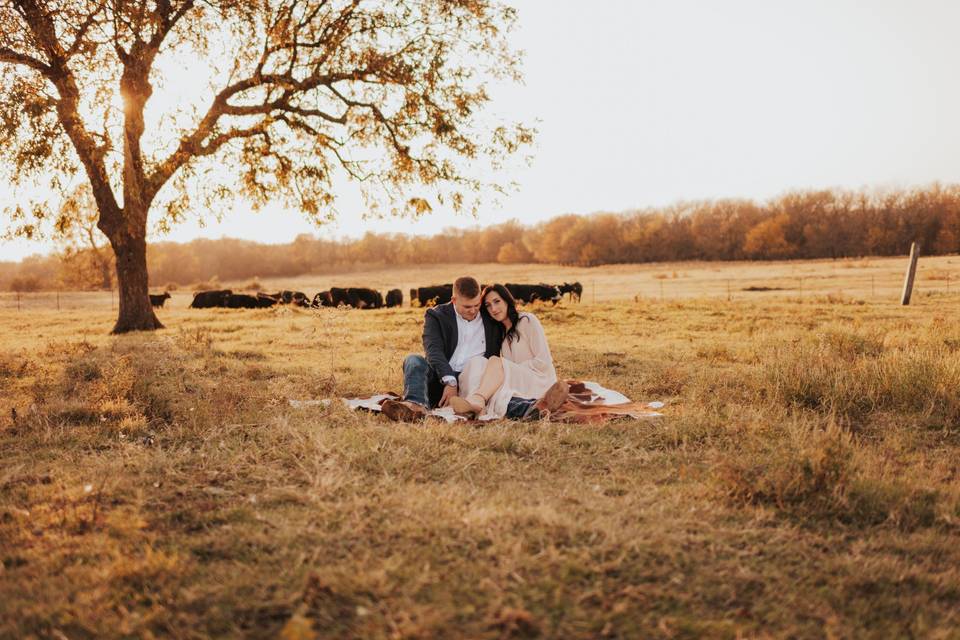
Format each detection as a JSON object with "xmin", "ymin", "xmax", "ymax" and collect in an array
[{"xmin": 466, "ymin": 356, "xmax": 504, "ymax": 411}]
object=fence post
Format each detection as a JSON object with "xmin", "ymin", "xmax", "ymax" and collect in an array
[
  {"xmin": 726, "ymin": 279, "xmax": 731, "ymax": 301},
  {"xmin": 900, "ymin": 242, "xmax": 920, "ymax": 305},
  {"xmin": 57, "ymin": 290, "xmax": 60, "ymax": 311}
]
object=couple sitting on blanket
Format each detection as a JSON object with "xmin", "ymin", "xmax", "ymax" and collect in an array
[{"xmin": 381, "ymin": 276, "xmax": 570, "ymax": 422}]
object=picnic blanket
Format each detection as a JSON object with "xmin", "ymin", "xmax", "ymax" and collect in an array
[{"xmin": 290, "ymin": 380, "xmax": 664, "ymax": 424}]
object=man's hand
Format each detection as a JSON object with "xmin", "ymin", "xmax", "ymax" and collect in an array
[{"xmin": 439, "ymin": 384, "xmax": 458, "ymax": 408}]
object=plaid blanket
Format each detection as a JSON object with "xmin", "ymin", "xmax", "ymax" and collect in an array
[{"xmin": 290, "ymin": 381, "xmax": 664, "ymax": 424}]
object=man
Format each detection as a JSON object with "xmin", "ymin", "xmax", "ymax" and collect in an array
[
  {"xmin": 382, "ymin": 276, "xmax": 567, "ymax": 422},
  {"xmin": 382, "ymin": 276, "xmax": 499, "ymax": 421}
]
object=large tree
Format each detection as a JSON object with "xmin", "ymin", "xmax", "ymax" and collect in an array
[{"xmin": 0, "ymin": 0, "xmax": 531, "ymax": 332}]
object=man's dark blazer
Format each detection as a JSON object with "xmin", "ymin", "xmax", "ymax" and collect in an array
[{"xmin": 422, "ymin": 302, "xmax": 504, "ymax": 407}]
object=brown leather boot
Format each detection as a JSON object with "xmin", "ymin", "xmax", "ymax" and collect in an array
[
  {"xmin": 532, "ymin": 380, "xmax": 569, "ymax": 417},
  {"xmin": 381, "ymin": 399, "xmax": 428, "ymax": 422}
]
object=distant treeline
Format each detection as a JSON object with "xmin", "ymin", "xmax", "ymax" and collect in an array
[{"xmin": 3, "ymin": 184, "xmax": 959, "ymax": 291}]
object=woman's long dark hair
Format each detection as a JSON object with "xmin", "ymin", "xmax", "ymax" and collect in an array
[{"xmin": 481, "ymin": 284, "xmax": 523, "ymax": 344}]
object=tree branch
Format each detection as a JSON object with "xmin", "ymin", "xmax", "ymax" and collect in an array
[
  {"xmin": 0, "ymin": 46, "xmax": 51, "ymax": 73},
  {"xmin": 148, "ymin": 0, "xmax": 195, "ymax": 50},
  {"xmin": 196, "ymin": 122, "xmax": 270, "ymax": 156},
  {"xmin": 146, "ymin": 63, "xmax": 369, "ymax": 198},
  {"xmin": 5, "ymin": 0, "xmax": 122, "ymax": 229},
  {"xmin": 64, "ymin": 3, "xmax": 108, "ymax": 58}
]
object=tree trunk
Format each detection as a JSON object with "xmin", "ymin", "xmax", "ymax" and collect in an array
[{"xmin": 110, "ymin": 232, "xmax": 163, "ymax": 333}]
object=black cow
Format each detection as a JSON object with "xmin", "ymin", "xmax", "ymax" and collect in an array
[
  {"xmin": 311, "ymin": 291, "xmax": 333, "ymax": 307},
  {"xmin": 149, "ymin": 292, "xmax": 171, "ymax": 308},
  {"xmin": 292, "ymin": 292, "xmax": 310, "ymax": 307},
  {"xmin": 537, "ymin": 283, "xmax": 563, "ymax": 304},
  {"xmin": 412, "ymin": 284, "xmax": 453, "ymax": 307},
  {"xmin": 225, "ymin": 293, "xmax": 262, "ymax": 309},
  {"xmin": 256, "ymin": 292, "xmax": 280, "ymax": 307},
  {"xmin": 262, "ymin": 290, "xmax": 309, "ymax": 306},
  {"xmin": 347, "ymin": 287, "xmax": 383, "ymax": 309},
  {"xmin": 190, "ymin": 289, "xmax": 232, "ymax": 308},
  {"xmin": 504, "ymin": 283, "xmax": 534, "ymax": 304},
  {"xmin": 505, "ymin": 283, "xmax": 562, "ymax": 305},
  {"xmin": 329, "ymin": 287, "xmax": 352, "ymax": 306},
  {"xmin": 312, "ymin": 287, "xmax": 379, "ymax": 308},
  {"xmin": 385, "ymin": 289, "xmax": 403, "ymax": 308},
  {"xmin": 278, "ymin": 290, "xmax": 309, "ymax": 306},
  {"xmin": 558, "ymin": 282, "xmax": 583, "ymax": 303}
]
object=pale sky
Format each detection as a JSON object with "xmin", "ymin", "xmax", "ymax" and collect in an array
[{"xmin": 3, "ymin": 0, "xmax": 960, "ymax": 261}]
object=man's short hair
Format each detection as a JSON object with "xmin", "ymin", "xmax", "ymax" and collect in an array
[{"xmin": 454, "ymin": 276, "xmax": 480, "ymax": 299}]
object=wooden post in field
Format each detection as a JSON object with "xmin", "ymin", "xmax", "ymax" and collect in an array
[
  {"xmin": 727, "ymin": 279, "xmax": 731, "ymax": 301},
  {"xmin": 901, "ymin": 242, "xmax": 920, "ymax": 305},
  {"xmin": 57, "ymin": 291, "xmax": 60, "ymax": 311}
]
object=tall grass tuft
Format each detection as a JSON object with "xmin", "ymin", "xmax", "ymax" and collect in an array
[
  {"xmin": 762, "ymin": 325, "xmax": 960, "ymax": 426},
  {"xmin": 715, "ymin": 412, "xmax": 952, "ymax": 530},
  {"xmin": 716, "ymin": 417, "xmax": 855, "ymax": 514}
]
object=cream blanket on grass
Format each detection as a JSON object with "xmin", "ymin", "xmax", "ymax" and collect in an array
[{"xmin": 289, "ymin": 380, "xmax": 664, "ymax": 424}]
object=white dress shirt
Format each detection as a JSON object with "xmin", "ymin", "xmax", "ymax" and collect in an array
[{"xmin": 445, "ymin": 309, "xmax": 486, "ymax": 384}]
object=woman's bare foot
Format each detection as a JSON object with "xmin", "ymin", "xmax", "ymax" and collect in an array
[{"xmin": 449, "ymin": 393, "xmax": 485, "ymax": 416}]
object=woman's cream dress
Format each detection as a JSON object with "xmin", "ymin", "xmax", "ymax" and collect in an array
[{"xmin": 458, "ymin": 312, "xmax": 557, "ymax": 418}]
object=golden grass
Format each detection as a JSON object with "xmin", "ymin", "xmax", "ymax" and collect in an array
[{"xmin": 2, "ymin": 261, "xmax": 960, "ymax": 638}]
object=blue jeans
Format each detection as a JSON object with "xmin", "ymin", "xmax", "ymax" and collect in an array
[
  {"xmin": 402, "ymin": 354, "xmax": 433, "ymax": 408},
  {"xmin": 505, "ymin": 396, "xmax": 538, "ymax": 420}
]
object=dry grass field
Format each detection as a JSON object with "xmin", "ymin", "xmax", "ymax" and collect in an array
[{"xmin": 2, "ymin": 258, "xmax": 960, "ymax": 638}]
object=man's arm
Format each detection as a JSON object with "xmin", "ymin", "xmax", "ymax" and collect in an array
[{"xmin": 423, "ymin": 310, "xmax": 455, "ymax": 380}]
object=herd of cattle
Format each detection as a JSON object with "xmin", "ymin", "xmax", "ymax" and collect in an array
[{"xmin": 150, "ymin": 281, "xmax": 583, "ymax": 310}]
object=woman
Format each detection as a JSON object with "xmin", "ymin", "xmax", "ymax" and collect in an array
[{"xmin": 451, "ymin": 284, "xmax": 559, "ymax": 419}]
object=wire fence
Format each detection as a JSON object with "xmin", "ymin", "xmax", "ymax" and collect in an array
[
  {"xmin": 0, "ymin": 272, "xmax": 955, "ymax": 312},
  {"xmin": 0, "ymin": 290, "xmax": 121, "ymax": 311}
]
